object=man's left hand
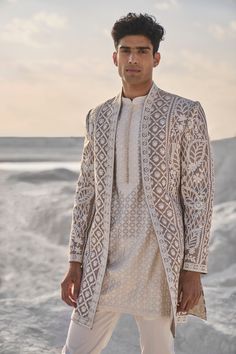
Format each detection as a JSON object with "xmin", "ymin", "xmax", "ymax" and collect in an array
[{"xmin": 177, "ymin": 269, "xmax": 202, "ymax": 313}]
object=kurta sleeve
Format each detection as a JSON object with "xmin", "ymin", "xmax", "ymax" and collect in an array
[
  {"xmin": 68, "ymin": 109, "xmax": 95, "ymax": 263},
  {"xmin": 180, "ymin": 101, "xmax": 215, "ymax": 274}
]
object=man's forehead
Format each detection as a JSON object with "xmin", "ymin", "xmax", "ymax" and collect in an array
[{"xmin": 118, "ymin": 35, "xmax": 152, "ymax": 48}]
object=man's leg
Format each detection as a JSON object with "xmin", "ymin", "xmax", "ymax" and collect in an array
[
  {"xmin": 134, "ymin": 313, "xmax": 175, "ymax": 354},
  {"xmin": 61, "ymin": 309, "xmax": 121, "ymax": 354}
]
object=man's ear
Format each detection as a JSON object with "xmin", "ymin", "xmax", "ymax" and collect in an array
[
  {"xmin": 153, "ymin": 52, "xmax": 161, "ymax": 67},
  {"xmin": 113, "ymin": 52, "xmax": 118, "ymax": 66}
]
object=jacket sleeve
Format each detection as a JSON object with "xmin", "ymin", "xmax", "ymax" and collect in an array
[
  {"xmin": 68, "ymin": 109, "xmax": 95, "ymax": 263},
  {"xmin": 180, "ymin": 101, "xmax": 215, "ymax": 274}
]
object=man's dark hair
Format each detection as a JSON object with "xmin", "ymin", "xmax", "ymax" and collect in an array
[{"xmin": 111, "ymin": 13, "xmax": 165, "ymax": 54}]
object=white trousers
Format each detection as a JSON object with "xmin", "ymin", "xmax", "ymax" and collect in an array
[{"xmin": 61, "ymin": 309, "xmax": 175, "ymax": 354}]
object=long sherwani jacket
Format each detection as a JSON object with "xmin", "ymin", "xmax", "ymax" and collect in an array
[{"xmin": 68, "ymin": 82, "xmax": 215, "ymax": 338}]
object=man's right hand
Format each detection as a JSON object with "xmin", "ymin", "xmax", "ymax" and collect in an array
[{"xmin": 61, "ymin": 262, "xmax": 82, "ymax": 307}]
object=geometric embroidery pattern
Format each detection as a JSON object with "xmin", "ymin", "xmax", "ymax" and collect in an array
[
  {"xmin": 68, "ymin": 83, "xmax": 215, "ymax": 337},
  {"xmin": 96, "ymin": 95, "xmax": 172, "ymax": 317}
]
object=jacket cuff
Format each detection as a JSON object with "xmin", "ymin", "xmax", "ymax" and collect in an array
[
  {"xmin": 182, "ymin": 261, "xmax": 208, "ymax": 274},
  {"xmin": 69, "ymin": 253, "xmax": 83, "ymax": 263}
]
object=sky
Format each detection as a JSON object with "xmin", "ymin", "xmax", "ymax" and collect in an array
[{"xmin": 0, "ymin": 0, "xmax": 235, "ymax": 140}]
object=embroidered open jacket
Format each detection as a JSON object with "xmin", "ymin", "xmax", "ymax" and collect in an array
[{"xmin": 68, "ymin": 82, "xmax": 215, "ymax": 337}]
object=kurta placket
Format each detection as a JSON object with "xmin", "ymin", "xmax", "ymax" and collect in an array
[{"xmin": 96, "ymin": 94, "xmax": 172, "ymax": 319}]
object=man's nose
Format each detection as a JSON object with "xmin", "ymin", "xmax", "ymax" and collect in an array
[{"xmin": 128, "ymin": 53, "xmax": 138, "ymax": 64}]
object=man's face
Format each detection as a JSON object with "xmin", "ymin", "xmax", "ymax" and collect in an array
[{"xmin": 113, "ymin": 35, "xmax": 160, "ymax": 86}]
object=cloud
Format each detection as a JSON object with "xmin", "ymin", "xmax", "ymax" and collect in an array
[
  {"xmin": 33, "ymin": 12, "xmax": 67, "ymax": 29},
  {"xmin": 161, "ymin": 47, "xmax": 235, "ymax": 90},
  {"xmin": 0, "ymin": 55, "xmax": 114, "ymax": 86},
  {"xmin": 171, "ymin": 49, "xmax": 235, "ymax": 86},
  {"xmin": 0, "ymin": 12, "xmax": 67, "ymax": 47},
  {"xmin": 208, "ymin": 20, "xmax": 236, "ymax": 40},
  {"xmin": 154, "ymin": 0, "xmax": 179, "ymax": 11}
]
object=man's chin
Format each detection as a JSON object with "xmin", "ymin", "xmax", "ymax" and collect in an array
[{"xmin": 123, "ymin": 76, "xmax": 143, "ymax": 84}]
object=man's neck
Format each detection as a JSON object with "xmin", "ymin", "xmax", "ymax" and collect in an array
[{"xmin": 122, "ymin": 80, "xmax": 153, "ymax": 100}]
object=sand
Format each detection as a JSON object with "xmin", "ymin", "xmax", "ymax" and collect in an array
[{"xmin": 0, "ymin": 136, "xmax": 235, "ymax": 354}]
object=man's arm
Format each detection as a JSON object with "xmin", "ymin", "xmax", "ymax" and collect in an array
[
  {"xmin": 68, "ymin": 109, "xmax": 95, "ymax": 264},
  {"xmin": 180, "ymin": 101, "xmax": 215, "ymax": 274},
  {"xmin": 177, "ymin": 101, "xmax": 215, "ymax": 313},
  {"xmin": 61, "ymin": 110, "xmax": 95, "ymax": 307}
]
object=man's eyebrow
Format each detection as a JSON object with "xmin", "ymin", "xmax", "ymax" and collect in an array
[{"xmin": 119, "ymin": 45, "xmax": 152, "ymax": 50}]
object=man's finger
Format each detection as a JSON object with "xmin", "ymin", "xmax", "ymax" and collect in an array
[
  {"xmin": 185, "ymin": 300, "xmax": 193, "ymax": 312},
  {"xmin": 66, "ymin": 282, "xmax": 77, "ymax": 305},
  {"xmin": 61, "ymin": 289, "xmax": 75, "ymax": 307},
  {"xmin": 182, "ymin": 289, "xmax": 201, "ymax": 311},
  {"xmin": 61, "ymin": 282, "xmax": 76, "ymax": 307},
  {"xmin": 178, "ymin": 292, "xmax": 190, "ymax": 312},
  {"xmin": 178, "ymin": 283, "xmax": 183, "ymax": 303},
  {"xmin": 69, "ymin": 282, "xmax": 80, "ymax": 302},
  {"xmin": 73, "ymin": 282, "xmax": 80, "ymax": 299},
  {"xmin": 68, "ymin": 283, "xmax": 75, "ymax": 300},
  {"xmin": 190, "ymin": 292, "xmax": 201, "ymax": 309}
]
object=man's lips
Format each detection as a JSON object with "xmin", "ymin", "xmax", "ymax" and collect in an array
[{"xmin": 125, "ymin": 68, "xmax": 141, "ymax": 73}]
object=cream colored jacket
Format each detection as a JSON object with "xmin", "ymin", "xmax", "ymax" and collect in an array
[{"xmin": 68, "ymin": 82, "xmax": 215, "ymax": 337}]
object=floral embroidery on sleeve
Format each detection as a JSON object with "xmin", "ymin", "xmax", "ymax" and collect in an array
[{"xmin": 180, "ymin": 101, "xmax": 215, "ymax": 273}]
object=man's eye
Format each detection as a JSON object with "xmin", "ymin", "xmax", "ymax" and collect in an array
[
  {"xmin": 121, "ymin": 48, "xmax": 130, "ymax": 53},
  {"xmin": 139, "ymin": 49, "xmax": 147, "ymax": 54}
]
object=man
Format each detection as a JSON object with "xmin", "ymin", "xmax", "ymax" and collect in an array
[{"xmin": 61, "ymin": 13, "xmax": 215, "ymax": 354}]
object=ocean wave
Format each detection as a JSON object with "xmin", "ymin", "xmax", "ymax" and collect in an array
[{"xmin": 7, "ymin": 168, "xmax": 79, "ymax": 184}]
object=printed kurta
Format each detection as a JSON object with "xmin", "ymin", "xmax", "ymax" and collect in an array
[
  {"xmin": 68, "ymin": 82, "xmax": 215, "ymax": 338},
  {"xmin": 97, "ymin": 95, "xmax": 172, "ymax": 317}
]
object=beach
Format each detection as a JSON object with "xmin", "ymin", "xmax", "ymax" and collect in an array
[{"xmin": 0, "ymin": 136, "xmax": 235, "ymax": 354}]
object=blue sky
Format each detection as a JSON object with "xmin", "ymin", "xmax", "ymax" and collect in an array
[{"xmin": 0, "ymin": 0, "xmax": 235, "ymax": 139}]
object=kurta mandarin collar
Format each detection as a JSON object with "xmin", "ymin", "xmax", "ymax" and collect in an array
[
  {"xmin": 121, "ymin": 94, "xmax": 148, "ymax": 105},
  {"xmin": 120, "ymin": 81, "xmax": 155, "ymax": 106}
]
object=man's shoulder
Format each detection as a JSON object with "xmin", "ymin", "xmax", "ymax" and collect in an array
[
  {"xmin": 85, "ymin": 95, "xmax": 117, "ymax": 136},
  {"xmin": 157, "ymin": 86, "xmax": 197, "ymax": 107},
  {"xmin": 89, "ymin": 95, "xmax": 118, "ymax": 118}
]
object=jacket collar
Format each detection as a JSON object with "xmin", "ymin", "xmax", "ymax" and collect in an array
[{"xmin": 113, "ymin": 81, "xmax": 159, "ymax": 108}]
